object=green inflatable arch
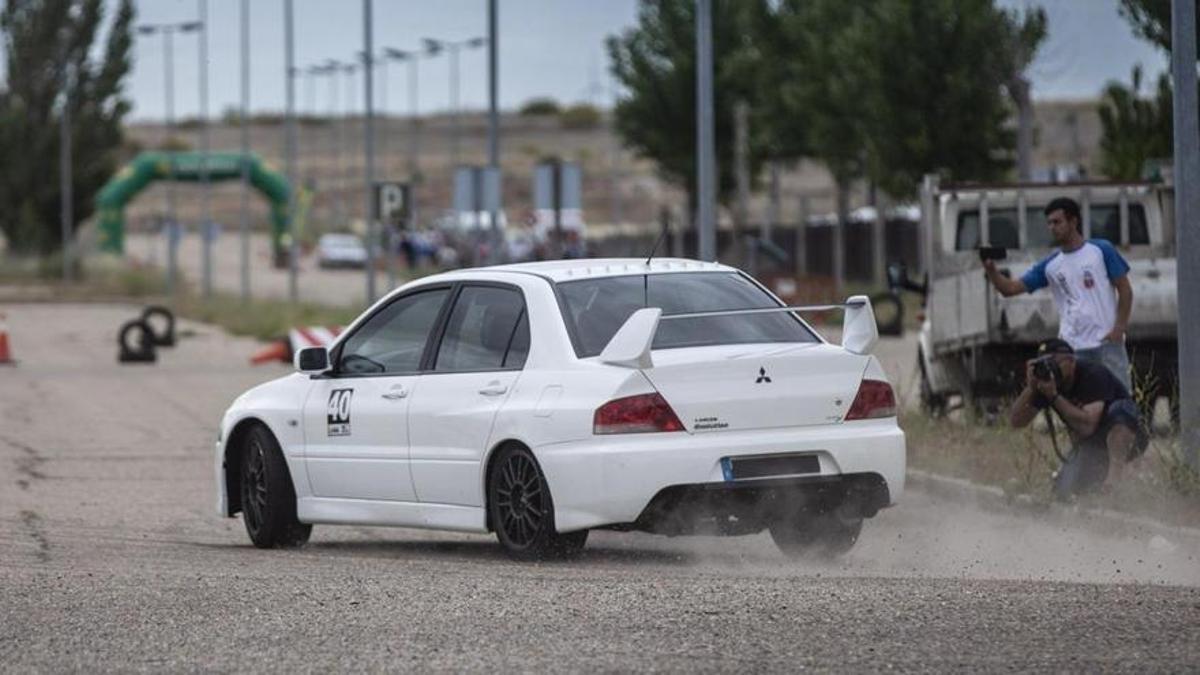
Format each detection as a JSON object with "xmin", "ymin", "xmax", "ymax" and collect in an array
[{"xmin": 95, "ymin": 151, "xmax": 291, "ymax": 255}]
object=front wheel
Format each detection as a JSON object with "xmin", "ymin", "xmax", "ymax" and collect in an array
[
  {"xmin": 488, "ymin": 445, "xmax": 587, "ymax": 560},
  {"xmin": 769, "ymin": 511, "xmax": 863, "ymax": 560},
  {"xmin": 240, "ymin": 425, "xmax": 311, "ymax": 549}
]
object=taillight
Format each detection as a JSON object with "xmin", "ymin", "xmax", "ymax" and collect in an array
[
  {"xmin": 593, "ymin": 393, "xmax": 685, "ymax": 434},
  {"xmin": 844, "ymin": 380, "xmax": 897, "ymax": 420}
]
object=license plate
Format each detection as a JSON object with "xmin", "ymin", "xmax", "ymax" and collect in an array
[{"xmin": 723, "ymin": 454, "xmax": 820, "ymax": 481}]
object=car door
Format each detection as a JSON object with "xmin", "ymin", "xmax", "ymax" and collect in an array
[
  {"xmin": 407, "ymin": 283, "xmax": 531, "ymax": 506},
  {"xmin": 303, "ymin": 286, "xmax": 451, "ymax": 502}
]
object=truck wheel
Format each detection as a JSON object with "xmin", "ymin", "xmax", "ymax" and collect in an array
[{"xmin": 769, "ymin": 511, "xmax": 863, "ymax": 560}]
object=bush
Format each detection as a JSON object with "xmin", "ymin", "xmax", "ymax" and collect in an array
[
  {"xmin": 559, "ymin": 103, "xmax": 601, "ymax": 130},
  {"xmin": 519, "ymin": 97, "xmax": 561, "ymax": 116}
]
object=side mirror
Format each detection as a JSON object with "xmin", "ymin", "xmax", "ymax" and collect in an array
[
  {"xmin": 841, "ymin": 295, "xmax": 879, "ymax": 355},
  {"xmin": 295, "ymin": 346, "xmax": 330, "ymax": 374}
]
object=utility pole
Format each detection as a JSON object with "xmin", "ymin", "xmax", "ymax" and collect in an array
[
  {"xmin": 198, "ymin": 0, "xmax": 212, "ymax": 297},
  {"xmin": 284, "ymin": 0, "xmax": 298, "ymax": 302},
  {"xmin": 1172, "ymin": 0, "xmax": 1200, "ymax": 468},
  {"xmin": 487, "ymin": 0, "xmax": 501, "ymax": 262},
  {"xmin": 239, "ymin": 0, "xmax": 250, "ymax": 302},
  {"xmin": 363, "ymin": 0, "xmax": 377, "ymax": 303},
  {"xmin": 695, "ymin": 0, "xmax": 716, "ymax": 262}
]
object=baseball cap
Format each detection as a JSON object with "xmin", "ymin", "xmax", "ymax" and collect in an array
[{"xmin": 1038, "ymin": 338, "xmax": 1074, "ymax": 356}]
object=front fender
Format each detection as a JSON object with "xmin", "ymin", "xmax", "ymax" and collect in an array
[{"xmin": 215, "ymin": 373, "xmax": 314, "ymax": 517}]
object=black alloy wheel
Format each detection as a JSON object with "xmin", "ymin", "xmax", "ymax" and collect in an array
[
  {"xmin": 489, "ymin": 445, "xmax": 587, "ymax": 560},
  {"xmin": 239, "ymin": 425, "xmax": 312, "ymax": 549}
]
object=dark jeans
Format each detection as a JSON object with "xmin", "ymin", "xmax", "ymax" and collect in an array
[{"xmin": 1052, "ymin": 398, "xmax": 1143, "ymax": 500}]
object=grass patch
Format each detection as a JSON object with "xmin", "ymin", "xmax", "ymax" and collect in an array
[
  {"xmin": 903, "ymin": 410, "xmax": 1200, "ymax": 526},
  {"xmin": 174, "ymin": 293, "xmax": 360, "ymax": 341}
]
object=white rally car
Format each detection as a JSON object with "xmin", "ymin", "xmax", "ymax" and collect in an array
[{"xmin": 216, "ymin": 258, "xmax": 905, "ymax": 559}]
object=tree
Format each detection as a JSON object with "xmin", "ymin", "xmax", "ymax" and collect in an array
[
  {"xmin": 751, "ymin": 0, "xmax": 1041, "ymax": 202},
  {"xmin": 0, "ymin": 0, "xmax": 135, "ymax": 255},
  {"xmin": 1119, "ymin": 0, "xmax": 1199, "ymax": 53},
  {"xmin": 607, "ymin": 0, "xmax": 765, "ymax": 214},
  {"xmin": 1098, "ymin": 66, "xmax": 1174, "ymax": 179}
]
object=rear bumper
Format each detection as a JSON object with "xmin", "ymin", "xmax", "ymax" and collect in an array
[{"xmin": 535, "ymin": 419, "xmax": 905, "ymax": 532}]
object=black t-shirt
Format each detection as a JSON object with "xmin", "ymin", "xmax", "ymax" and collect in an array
[{"xmin": 1035, "ymin": 358, "xmax": 1130, "ymax": 410}]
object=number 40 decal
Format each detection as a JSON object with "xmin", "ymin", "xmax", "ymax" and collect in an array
[{"xmin": 327, "ymin": 388, "xmax": 353, "ymax": 437}]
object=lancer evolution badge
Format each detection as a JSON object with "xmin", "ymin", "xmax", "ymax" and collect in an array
[{"xmin": 756, "ymin": 367, "xmax": 771, "ymax": 384}]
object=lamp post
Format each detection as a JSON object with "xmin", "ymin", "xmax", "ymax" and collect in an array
[
  {"xmin": 383, "ymin": 47, "xmax": 422, "ymax": 227},
  {"xmin": 238, "ymin": 0, "xmax": 250, "ymax": 301},
  {"xmin": 136, "ymin": 19, "xmax": 202, "ymax": 299},
  {"xmin": 421, "ymin": 36, "xmax": 486, "ymax": 172}
]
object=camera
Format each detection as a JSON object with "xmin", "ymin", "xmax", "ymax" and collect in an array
[
  {"xmin": 978, "ymin": 245, "xmax": 1007, "ymax": 262},
  {"xmin": 1032, "ymin": 354, "xmax": 1060, "ymax": 383}
]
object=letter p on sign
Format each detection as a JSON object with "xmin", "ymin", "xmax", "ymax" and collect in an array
[{"xmin": 374, "ymin": 182, "xmax": 410, "ymax": 226}]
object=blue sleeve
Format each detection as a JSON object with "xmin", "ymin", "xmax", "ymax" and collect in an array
[
  {"xmin": 1091, "ymin": 239, "xmax": 1130, "ymax": 280},
  {"xmin": 1020, "ymin": 254, "xmax": 1054, "ymax": 293}
]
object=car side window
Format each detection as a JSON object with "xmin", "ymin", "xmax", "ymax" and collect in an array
[
  {"xmin": 434, "ymin": 286, "xmax": 528, "ymax": 372},
  {"xmin": 337, "ymin": 288, "xmax": 450, "ymax": 375}
]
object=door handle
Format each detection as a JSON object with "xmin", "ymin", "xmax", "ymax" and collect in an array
[
  {"xmin": 478, "ymin": 384, "xmax": 508, "ymax": 397},
  {"xmin": 381, "ymin": 390, "xmax": 408, "ymax": 400}
]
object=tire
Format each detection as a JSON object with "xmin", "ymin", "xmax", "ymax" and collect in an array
[
  {"xmin": 768, "ymin": 510, "xmax": 863, "ymax": 560},
  {"xmin": 488, "ymin": 445, "xmax": 587, "ymax": 560},
  {"xmin": 240, "ymin": 425, "xmax": 311, "ymax": 549}
]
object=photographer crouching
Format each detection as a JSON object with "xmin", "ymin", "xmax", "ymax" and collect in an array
[{"xmin": 1009, "ymin": 339, "xmax": 1148, "ymax": 500}]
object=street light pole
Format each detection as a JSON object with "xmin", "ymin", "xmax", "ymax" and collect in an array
[
  {"xmin": 695, "ymin": 0, "xmax": 716, "ymax": 262},
  {"xmin": 163, "ymin": 28, "xmax": 178, "ymax": 295},
  {"xmin": 284, "ymin": 0, "xmax": 298, "ymax": 302},
  {"xmin": 422, "ymin": 37, "xmax": 486, "ymax": 178},
  {"xmin": 137, "ymin": 21, "xmax": 200, "ymax": 298},
  {"xmin": 1172, "ymin": 0, "xmax": 1200, "ymax": 468},
  {"xmin": 239, "ymin": 0, "xmax": 250, "ymax": 302},
  {"xmin": 487, "ymin": 0, "xmax": 501, "ymax": 261},
  {"xmin": 384, "ymin": 48, "xmax": 423, "ymax": 228},
  {"xmin": 363, "ymin": 0, "xmax": 378, "ymax": 303},
  {"xmin": 198, "ymin": 0, "xmax": 212, "ymax": 298}
]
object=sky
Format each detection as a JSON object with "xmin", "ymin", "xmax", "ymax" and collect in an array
[{"xmin": 109, "ymin": 0, "xmax": 1170, "ymax": 122}]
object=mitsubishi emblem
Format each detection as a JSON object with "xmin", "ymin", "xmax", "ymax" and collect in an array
[{"xmin": 755, "ymin": 367, "xmax": 771, "ymax": 384}]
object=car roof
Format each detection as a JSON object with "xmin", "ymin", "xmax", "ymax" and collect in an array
[{"xmin": 439, "ymin": 258, "xmax": 736, "ymax": 283}]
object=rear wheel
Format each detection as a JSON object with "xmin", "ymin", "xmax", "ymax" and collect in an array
[
  {"xmin": 240, "ymin": 425, "xmax": 311, "ymax": 549},
  {"xmin": 769, "ymin": 510, "xmax": 862, "ymax": 560},
  {"xmin": 489, "ymin": 445, "xmax": 587, "ymax": 560}
]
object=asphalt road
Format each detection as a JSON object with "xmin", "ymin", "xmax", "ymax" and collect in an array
[{"xmin": 1, "ymin": 303, "xmax": 1198, "ymax": 672}]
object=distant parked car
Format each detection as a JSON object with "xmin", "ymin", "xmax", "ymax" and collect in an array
[{"xmin": 316, "ymin": 233, "xmax": 367, "ymax": 269}]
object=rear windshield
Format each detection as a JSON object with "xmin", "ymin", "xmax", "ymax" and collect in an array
[{"xmin": 557, "ymin": 272, "xmax": 819, "ymax": 358}]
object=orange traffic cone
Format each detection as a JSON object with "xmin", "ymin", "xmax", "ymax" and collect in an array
[
  {"xmin": 0, "ymin": 313, "xmax": 13, "ymax": 365},
  {"xmin": 249, "ymin": 339, "xmax": 290, "ymax": 365}
]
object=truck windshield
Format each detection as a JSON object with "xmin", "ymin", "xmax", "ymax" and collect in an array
[{"xmin": 556, "ymin": 272, "xmax": 818, "ymax": 358}]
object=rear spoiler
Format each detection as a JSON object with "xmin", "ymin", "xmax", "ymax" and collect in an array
[{"xmin": 598, "ymin": 295, "xmax": 878, "ymax": 369}]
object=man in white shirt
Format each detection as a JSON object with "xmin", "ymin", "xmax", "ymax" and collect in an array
[{"xmin": 983, "ymin": 197, "xmax": 1134, "ymax": 390}]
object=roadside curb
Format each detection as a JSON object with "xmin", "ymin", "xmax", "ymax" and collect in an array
[{"xmin": 907, "ymin": 468, "xmax": 1200, "ymax": 545}]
